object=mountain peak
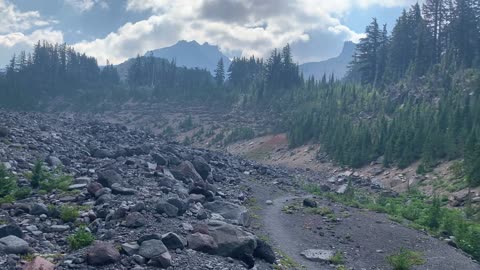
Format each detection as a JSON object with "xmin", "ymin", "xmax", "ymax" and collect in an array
[
  {"xmin": 145, "ymin": 40, "xmax": 230, "ymax": 73},
  {"xmin": 300, "ymin": 41, "xmax": 356, "ymax": 79}
]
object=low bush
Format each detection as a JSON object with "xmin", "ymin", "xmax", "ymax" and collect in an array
[
  {"xmin": 67, "ymin": 227, "xmax": 95, "ymax": 250},
  {"xmin": 387, "ymin": 248, "xmax": 425, "ymax": 270},
  {"xmin": 60, "ymin": 205, "xmax": 80, "ymax": 223}
]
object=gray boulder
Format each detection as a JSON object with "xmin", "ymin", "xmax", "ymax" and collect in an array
[
  {"xmin": 0, "ymin": 224, "xmax": 23, "ymax": 238},
  {"xmin": 30, "ymin": 203, "xmax": 49, "ymax": 216},
  {"xmin": 192, "ymin": 156, "xmax": 211, "ymax": 180},
  {"xmin": 186, "ymin": 233, "xmax": 217, "ymax": 253},
  {"xmin": 253, "ymin": 239, "xmax": 276, "ymax": 263},
  {"xmin": 171, "ymin": 161, "xmax": 204, "ymax": 186},
  {"xmin": 121, "ymin": 242, "xmax": 140, "ymax": 256},
  {"xmin": 138, "ymin": 239, "xmax": 168, "ymax": 259},
  {"xmin": 46, "ymin": 156, "xmax": 62, "ymax": 167},
  {"xmin": 111, "ymin": 183, "xmax": 135, "ymax": 195},
  {"xmin": 87, "ymin": 241, "xmax": 121, "ymax": 266},
  {"xmin": 149, "ymin": 251, "xmax": 172, "ymax": 268},
  {"xmin": 97, "ymin": 170, "xmax": 122, "ymax": 188},
  {"xmin": 0, "ymin": 235, "xmax": 29, "ymax": 254},
  {"xmin": 207, "ymin": 220, "xmax": 257, "ymax": 264},
  {"xmin": 204, "ymin": 200, "xmax": 251, "ymax": 226},
  {"xmin": 155, "ymin": 202, "xmax": 179, "ymax": 218},
  {"xmin": 125, "ymin": 212, "xmax": 146, "ymax": 228},
  {"xmin": 161, "ymin": 232, "xmax": 186, "ymax": 250},
  {"xmin": 151, "ymin": 153, "xmax": 167, "ymax": 166}
]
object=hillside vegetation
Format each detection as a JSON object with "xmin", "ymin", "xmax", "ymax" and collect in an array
[{"xmin": 1, "ymin": 1, "xmax": 480, "ymax": 189}]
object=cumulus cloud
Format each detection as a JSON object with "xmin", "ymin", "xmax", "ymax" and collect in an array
[
  {"xmin": 64, "ymin": 0, "xmax": 109, "ymax": 12},
  {"xmin": 0, "ymin": 28, "xmax": 63, "ymax": 48},
  {"xmin": 0, "ymin": 1, "xmax": 64, "ymax": 66},
  {"xmin": 0, "ymin": 0, "xmax": 54, "ymax": 34},
  {"xmin": 75, "ymin": 0, "xmax": 416, "ymax": 64}
]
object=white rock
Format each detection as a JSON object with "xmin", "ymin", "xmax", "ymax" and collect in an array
[{"xmin": 300, "ymin": 249, "xmax": 334, "ymax": 262}]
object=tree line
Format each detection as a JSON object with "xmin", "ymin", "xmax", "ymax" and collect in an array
[{"xmin": 0, "ymin": 0, "xmax": 479, "ymax": 187}]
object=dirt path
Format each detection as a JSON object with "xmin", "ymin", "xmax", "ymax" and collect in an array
[{"xmin": 248, "ymin": 179, "xmax": 480, "ymax": 270}]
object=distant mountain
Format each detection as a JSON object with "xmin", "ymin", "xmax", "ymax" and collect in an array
[
  {"xmin": 300, "ymin": 41, "xmax": 356, "ymax": 80},
  {"xmin": 145, "ymin": 40, "xmax": 231, "ymax": 74}
]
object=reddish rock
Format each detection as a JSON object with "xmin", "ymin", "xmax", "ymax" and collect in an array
[{"xmin": 23, "ymin": 257, "xmax": 55, "ymax": 270}]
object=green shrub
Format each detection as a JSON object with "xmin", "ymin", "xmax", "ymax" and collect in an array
[
  {"xmin": 67, "ymin": 227, "xmax": 95, "ymax": 250},
  {"xmin": 60, "ymin": 205, "xmax": 80, "ymax": 223},
  {"xmin": 39, "ymin": 173, "xmax": 72, "ymax": 192},
  {"xmin": 387, "ymin": 248, "xmax": 425, "ymax": 270},
  {"xmin": 30, "ymin": 161, "xmax": 46, "ymax": 189},
  {"xmin": 13, "ymin": 187, "xmax": 32, "ymax": 200},
  {"xmin": 330, "ymin": 251, "xmax": 344, "ymax": 264},
  {"xmin": 0, "ymin": 165, "xmax": 16, "ymax": 198},
  {"xmin": 29, "ymin": 161, "xmax": 72, "ymax": 192}
]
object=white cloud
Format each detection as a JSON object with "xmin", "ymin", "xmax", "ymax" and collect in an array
[
  {"xmin": 64, "ymin": 0, "xmax": 109, "ymax": 12},
  {"xmin": 0, "ymin": 28, "xmax": 64, "ymax": 48},
  {"xmin": 74, "ymin": 0, "xmax": 416, "ymax": 64},
  {"xmin": 0, "ymin": 0, "xmax": 53, "ymax": 34}
]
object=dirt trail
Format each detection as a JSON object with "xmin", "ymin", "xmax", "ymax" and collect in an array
[{"xmin": 249, "ymin": 179, "xmax": 480, "ymax": 270}]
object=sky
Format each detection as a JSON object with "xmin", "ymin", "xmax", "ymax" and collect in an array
[{"xmin": 0, "ymin": 0, "xmax": 420, "ymax": 67}]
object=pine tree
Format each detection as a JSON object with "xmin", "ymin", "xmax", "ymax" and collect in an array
[{"xmin": 214, "ymin": 58, "xmax": 225, "ymax": 86}]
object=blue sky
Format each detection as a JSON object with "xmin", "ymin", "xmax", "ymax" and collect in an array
[{"xmin": 0, "ymin": 0, "xmax": 417, "ymax": 66}]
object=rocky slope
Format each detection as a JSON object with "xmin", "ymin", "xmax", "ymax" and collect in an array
[{"xmin": 0, "ymin": 110, "xmax": 279, "ymax": 270}]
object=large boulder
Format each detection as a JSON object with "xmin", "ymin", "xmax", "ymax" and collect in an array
[
  {"xmin": 204, "ymin": 200, "xmax": 251, "ymax": 226},
  {"xmin": 30, "ymin": 203, "xmax": 49, "ymax": 216},
  {"xmin": 111, "ymin": 183, "xmax": 135, "ymax": 195},
  {"xmin": 161, "ymin": 232, "xmax": 186, "ymax": 250},
  {"xmin": 253, "ymin": 239, "xmax": 276, "ymax": 263},
  {"xmin": 166, "ymin": 197, "xmax": 188, "ymax": 215},
  {"xmin": 192, "ymin": 157, "xmax": 211, "ymax": 180},
  {"xmin": 151, "ymin": 153, "xmax": 167, "ymax": 166},
  {"xmin": 155, "ymin": 202, "xmax": 179, "ymax": 217},
  {"xmin": 171, "ymin": 161, "xmax": 204, "ymax": 186},
  {"xmin": 22, "ymin": 256, "xmax": 55, "ymax": 270},
  {"xmin": 138, "ymin": 239, "xmax": 168, "ymax": 259},
  {"xmin": 97, "ymin": 170, "xmax": 122, "ymax": 188},
  {"xmin": 207, "ymin": 220, "xmax": 257, "ymax": 266},
  {"xmin": 45, "ymin": 156, "xmax": 62, "ymax": 167},
  {"xmin": 0, "ymin": 223, "xmax": 24, "ymax": 238},
  {"xmin": 87, "ymin": 241, "xmax": 121, "ymax": 266},
  {"xmin": 186, "ymin": 233, "xmax": 217, "ymax": 253},
  {"xmin": 0, "ymin": 235, "xmax": 29, "ymax": 254}
]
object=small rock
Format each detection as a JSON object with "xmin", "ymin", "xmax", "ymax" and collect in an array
[
  {"xmin": 300, "ymin": 249, "xmax": 334, "ymax": 262},
  {"xmin": 303, "ymin": 198, "xmax": 317, "ymax": 208}
]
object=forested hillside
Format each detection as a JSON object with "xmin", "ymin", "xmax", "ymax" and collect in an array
[{"xmin": 0, "ymin": 0, "xmax": 479, "ymax": 187}]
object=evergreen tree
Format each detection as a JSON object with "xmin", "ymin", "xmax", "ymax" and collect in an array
[{"xmin": 214, "ymin": 58, "xmax": 225, "ymax": 86}]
